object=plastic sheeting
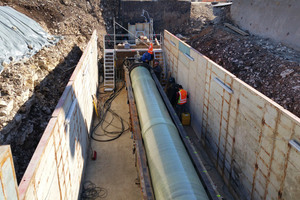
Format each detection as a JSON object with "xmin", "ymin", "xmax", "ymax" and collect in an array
[{"xmin": 0, "ymin": 6, "xmax": 60, "ymax": 74}]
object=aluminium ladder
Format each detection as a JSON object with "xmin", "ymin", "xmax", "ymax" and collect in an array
[
  {"xmin": 153, "ymin": 49, "xmax": 165, "ymax": 69},
  {"xmin": 104, "ymin": 49, "xmax": 115, "ymax": 91},
  {"xmin": 153, "ymin": 49, "xmax": 166, "ymax": 80}
]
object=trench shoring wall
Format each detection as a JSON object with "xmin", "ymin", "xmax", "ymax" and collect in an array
[
  {"xmin": 164, "ymin": 30, "xmax": 300, "ymax": 200},
  {"xmin": 0, "ymin": 146, "xmax": 19, "ymax": 199},
  {"xmin": 17, "ymin": 31, "xmax": 98, "ymax": 199}
]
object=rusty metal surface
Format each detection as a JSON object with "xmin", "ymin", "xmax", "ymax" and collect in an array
[
  {"xmin": 150, "ymin": 69, "xmax": 222, "ymax": 200},
  {"xmin": 124, "ymin": 67, "xmax": 155, "ymax": 200}
]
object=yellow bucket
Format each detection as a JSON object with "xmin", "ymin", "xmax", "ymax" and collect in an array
[{"xmin": 181, "ymin": 112, "xmax": 191, "ymax": 126}]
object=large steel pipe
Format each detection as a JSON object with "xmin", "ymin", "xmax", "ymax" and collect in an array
[{"xmin": 131, "ymin": 66, "xmax": 209, "ymax": 200}]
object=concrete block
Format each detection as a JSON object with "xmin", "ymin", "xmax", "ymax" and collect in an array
[
  {"xmin": 164, "ymin": 30, "xmax": 171, "ymax": 40},
  {"xmin": 52, "ymin": 83, "xmax": 74, "ymax": 118},
  {"xmin": 221, "ymin": 123, "xmax": 227, "ymax": 138},
  {"xmin": 239, "ymin": 94, "xmax": 264, "ymax": 121},
  {"xmin": 282, "ymin": 159, "xmax": 300, "ymax": 199},
  {"xmin": 24, "ymin": 185, "xmax": 36, "ymax": 200},
  {"xmin": 224, "ymin": 91, "xmax": 231, "ymax": 102},
  {"xmin": 224, "ymin": 167, "xmax": 230, "ymax": 180},
  {"xmin": 211, "ymin": 69, "xmax": 226, "ymax": 82},
  {"xmin": 211, "ymin": 80, "xmax": 225, "ymax": 97},
  {"xmin": 240, "ymin": 83, "xmax": 265, "ymax": 108},
  {"xmin": 222, "ymin": 102, "xmax": 229, "ymax": 118},
  {"xmin": 269, "ymin": 171, "xmax": 281, "ymax": 191},
  {"xmin": 280, "ymin": 113, "xmax": 294, "ymax": 129},
  {"xmin": 240, "ymin": 177, "xmax": 252, "ymax": 197},
  {"xmin": 275, "ymin": 139, "xmax": 289, "ymax": 157},
  {"xmin": 261, "ymin": 138, "xmax": 273, "ymax": 157},
  {"xmin": 287, "ymin": 148, "xmax": 300, "ymax": 169},
  {"xmin": 257, "ymin": 158, "xmax": 269, "ymax": 177},
  {"xmin": 294, "ymin": 124, "xmax": 300, "ymax": 141},
  {"xmin": 271, "ymin": 150, "xmax": 286, "ymax": 174},
  {"xmin": 0, "ymin": 146, "xmax": 19, "ymax": 200},
  {"xmin": 0, "ymin": 180, "xmax": 4, "ymax": 199},
  {"xmin": 253, "ymin": 190, "xmax": 262, "ymax": 200},
  {"xmin": 259, "ymin": 148, "xmax": 271, "ymax": 167},
  {"xmin": 255, "ymin": 170, "xmax": 267, "ymax": 191},
  {"xmin": 232, "ymin": 78, "xmax": 242, "ymax": 92},
  {"xmin": 46, "ymin": 171, "xmax": 61, "ymax": 200},
  {"xmin": 277, "ymin": 117, "xmax": 293, "ymax": 140},
  {"xmin": 197, "ymin": 57, "xmax": 207, "ymax": 77},
  {"xmin": 264, "ymin": 106, "xmax": 278, "ymax": 130},
  {"xmin": 262, "ymin": 125, "xmax": 275, "ymax": 139},
  {"xmin": 266, "ymin": 184, "xmax": 278, "ymax": 200}
]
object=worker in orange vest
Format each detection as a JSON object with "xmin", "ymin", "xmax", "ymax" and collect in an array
[
  {"xmin": 141, "ymin": 42, "xmax": 154, "ymax": 63},
  {"xmin": 176, "ymin": 85, "xmax": 187, "ymax": 118}
]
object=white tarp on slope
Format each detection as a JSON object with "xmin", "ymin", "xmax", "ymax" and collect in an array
[{"xmin": 0, "ymin": 6, "xmax": 60, "ymax": 74}]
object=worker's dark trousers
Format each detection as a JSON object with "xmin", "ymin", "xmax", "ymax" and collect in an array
[{"xmin": 176, "ymin": 103, "xmax": 187, "ymax": 121}]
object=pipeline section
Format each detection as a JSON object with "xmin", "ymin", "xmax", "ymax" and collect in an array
[{"xmin": 130, "ymin": 66, "xmax": 209, "ymax": 200}]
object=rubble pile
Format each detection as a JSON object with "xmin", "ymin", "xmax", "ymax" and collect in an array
[{"xmin": 188, "ymin": 26, "xmax": 300, "ymax": 117}]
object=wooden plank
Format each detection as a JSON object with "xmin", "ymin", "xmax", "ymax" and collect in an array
[
  {"xmin": 224, "ymin": 23, "xmax": 249, "ymax": 36},
  {"xmin": 124, "ymin": 67, "xmax": 155, "ymax": 200}
]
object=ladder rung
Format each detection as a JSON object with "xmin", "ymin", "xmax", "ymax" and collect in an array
[{"xmin": 104, "ymin": 88, "xmax": 114, "ymax": 92}]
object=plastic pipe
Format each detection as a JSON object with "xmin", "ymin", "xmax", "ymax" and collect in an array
[{"xmin": 131, "ymin": 67, "xmax": 209, "ymax": 200}]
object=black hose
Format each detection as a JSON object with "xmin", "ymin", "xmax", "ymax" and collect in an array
[{"xmin": 91, "ymin": 80, "xmax": 129, "ymax": 142}]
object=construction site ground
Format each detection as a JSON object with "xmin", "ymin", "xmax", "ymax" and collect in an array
[
  {"xmin": 83, "ymin": 84, "xmax": 234, "ymax": 200},
  {"xmin": 83, "ymin": 88, "xmax": 141, "ymax": 200},
  {"xmin": 0, "ymin": 0, "xmax": 299, "ymax": 190}
]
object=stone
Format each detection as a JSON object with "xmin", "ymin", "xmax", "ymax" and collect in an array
[
  {"xmin": 280, "ymin": 69, "xmax": 294, "ymax": 78},
  {"xmin": 6, "ymin": 100, "xmax": 14, "ymax": 113},
  {"xmin": 0, "ymin": 100, "xmax": 8, "ymax": 108},
  {"xmin": 0, "ymin": 110, "xmax": 8, "ymax": 116},
  {"xmin": 15, "ymin": 114, "xmax": 22, "ymax": 124},
  {"xmin": 60, "ymin": 0, "xmax": 71, "ymax": 6}
]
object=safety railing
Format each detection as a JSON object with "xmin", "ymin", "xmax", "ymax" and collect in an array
[{"xmin": 103, "ymin": 33, "xmax": 163, "ymax": 50}]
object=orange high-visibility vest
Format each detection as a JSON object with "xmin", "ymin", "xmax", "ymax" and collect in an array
[
  {"xmin": 148, "ymin": 43, "xmax": 153, "ymax": 54},
  {"xmin": 178, "ymin": 89, "xmax": 187, "ymax": 105}
]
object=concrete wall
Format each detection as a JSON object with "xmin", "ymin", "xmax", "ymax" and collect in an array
[
  {"xmin": 231, "ymin": 0, "xmax": 300, "ymax": 50},
  {"xmin": 18, "ymin": 31, "xmax": 98, "ymax": 199},
  {"xmin": 0, "ymin": 146, "xmax": 19, "ymax": 200},
  {"xmin": 164, "ymin": 30, "xmax": 300, "ymax": 200}
]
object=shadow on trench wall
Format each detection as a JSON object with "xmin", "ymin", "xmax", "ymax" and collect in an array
[{"xmin": 0, "ymin": 45, "xmax": 82, "ymax": 183}]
